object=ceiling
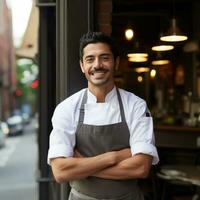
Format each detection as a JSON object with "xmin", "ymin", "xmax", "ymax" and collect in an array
[{"xmin": 111, "ymin": 0, "xmax": 199, "ymax": 54}]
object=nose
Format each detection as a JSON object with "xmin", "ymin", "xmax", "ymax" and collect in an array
[{"xmin": 94, "ymin": 57, "xmax": 102, "ymax": 68}]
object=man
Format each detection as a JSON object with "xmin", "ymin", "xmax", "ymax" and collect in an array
[{"xmin": 48, "ymin": 31, "xmax": 159, "ymax": 200}]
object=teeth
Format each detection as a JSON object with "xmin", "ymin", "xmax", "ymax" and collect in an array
[{"xmin": 90, "ymin": 70, "xmax": 107, "ymax": 75}]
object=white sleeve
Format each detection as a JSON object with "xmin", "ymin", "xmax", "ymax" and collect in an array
[
  {"xmin": 47, "ymin": 101, "xmax": 76, "ymax": 165},
  {"xmin": 129, "ymin": 100, "xmax": 159, "ymax": 165}
]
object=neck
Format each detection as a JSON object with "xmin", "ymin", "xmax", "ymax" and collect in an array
[{"xmin": 88, "ymin": 84, "xmax": 115, "ymax": 102}]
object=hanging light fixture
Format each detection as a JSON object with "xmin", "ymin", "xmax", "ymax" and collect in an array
[
  {"xmin": 125, "ymin": 28, "xmax": 134, "ymax": 41},
  {"xmin": 152, "ymin": 44, "xmax": 174, "ymax": 51},
  {"xmin": 160, "ymin": 18, "xmax": 188, "ymax": 42},
  {"xmin": 127, "ymin": 53, "xmax": 148, "ymax": 58},
  {"xmin": 160, "ymin": 0, "xmax": 188, "ymax": 42},
  {"xmin": 128, "ymin": 53, "xmax": 148, "ymax": 63},
  {"xmin": 124, "ymin": 23, "xmax": 134, "ymax": 41},
  {"xmin": 152, "ymin": 19, "xmax": 175, "ymax": 51},
  {"xmin": 150, "ymin": 69, "xmax": 157, "ymax": 78},
  {"xmin": 152, "ymin": 60, "xmax": 170, "ymax": 65},
  {"xmin": 137, "ymin": 76, "xmax": 143, "ymax": 82},
  {"xmin": 151, "ymin": 52, "xmax": 170, "ymax": 66},
  {"xmin": 134, "ymin": 67, "xmax": 150, "ymax": 73},
  {"xmin": 128, "ymin": 56, "xmax": 148, "ymax": 63},
  {"xmin": 127, "ymin": 41, "xmax": 148, "ymax": 62}
]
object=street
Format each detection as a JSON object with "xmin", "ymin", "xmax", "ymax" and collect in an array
[{"xmin": 0, "ymin": 119, "xmax": 38, "ymax": 200}]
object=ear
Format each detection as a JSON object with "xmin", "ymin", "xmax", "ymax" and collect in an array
[{"xmin": 80, "ymin": 60, "xmax": 85, "ymax": 73}]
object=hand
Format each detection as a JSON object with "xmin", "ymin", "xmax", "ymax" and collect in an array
[
  {"xmin": 74, "ymin": 149, "xmax": 83, "ymax": 158},
  {"xmin": 116, "ymin": 148, "xmax": 132, "ymax": 163}
]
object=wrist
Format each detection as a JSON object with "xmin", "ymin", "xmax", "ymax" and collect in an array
[
  {"xmin": 116, "ymin": 148, "xmax": 132, "ymax": 163},
  {"xmin": 98, "ymin": 151, "xmax": 118, "ymax": 166}
]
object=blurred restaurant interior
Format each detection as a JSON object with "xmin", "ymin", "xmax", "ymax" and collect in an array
[
  {"xmin": 111, "ymin": 0, "xmax": 200, "ymax": 127},
  {"xmin": 109, "ymin": 0, "xmax": 200, "ymax": 199}
]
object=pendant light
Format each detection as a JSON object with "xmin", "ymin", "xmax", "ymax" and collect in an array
[
  {"xmin": 134, "ymin": 67, "xmax": 150, "ymax": 73},
  {"xmin": 128, "ymin": 56, "xmax": 148, "ymax": 63},
  {"xmin": 124, "ymin": 23, "xmax": 134, "ymax": 41},
  {"xmin": 150, "ymin": 69, "xmax": 156, "ymax": 78},
  {"xmin": 160, "ymin": 0, "xmax": 188, "ymax": 42},
  {"xmin": 160, "ymin": 18, "xmax": 188, "ymax": 42},
  {"xmin": 152, "ymin": 44, "xmax": 174, "ymax": 51},
  {"xmin": 125, "ymin": 28, "xmax": 134, "ymax": 41},
  {"xmin": 151, "ymin": 52, "xmax": 170, "ymax": 66},
  {"xmin": 128, "ymin": 53, "xmax": 148, "ymax": 63},
  {"xmin": 152, "ymin": 19, "xmax": 174, "ymax": 51},
  {"xmin": 127, "ymin": 53, "xmax": 148, "ymax": 57},
  {"xmin": 127, "ymin": 41, "xmax": 148, "ymax": 63},
  {"xmin": 152, "ymin": 59, "xmax": 170, "ymax": 65}
]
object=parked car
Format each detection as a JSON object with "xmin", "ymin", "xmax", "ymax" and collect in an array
[
  {"xmin": 22, "ymin": 112, "xmax": 31, "ymax": 124},
  {"xmin": 0, "ymin": 121, "xmax": 10, "ymax": 136},
  {"xmin": 0, "ymin": 121, "xmax": 7, "ymax": 148},
  {"xmin": 7, "ymin": 115, "xmax": 24, "ymax": 136}
]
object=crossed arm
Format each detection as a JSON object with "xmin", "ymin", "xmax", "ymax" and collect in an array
[{"xmin": 50, "ymin": 148, "xmax": 152, "ymax": 183}]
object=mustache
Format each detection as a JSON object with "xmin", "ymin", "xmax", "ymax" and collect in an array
[{"xmin": 90, "ymin": 67, "xmax": 109, "ymax": 74}]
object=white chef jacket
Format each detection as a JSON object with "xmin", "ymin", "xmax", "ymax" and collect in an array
[{"xmin": 47, "ymin": 87, "xmax": 159, "ymax": 165}]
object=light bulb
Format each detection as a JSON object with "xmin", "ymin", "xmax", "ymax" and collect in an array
[{"xmin": 125, "ymin": 29, "xmax": 134, "ymax": 40}]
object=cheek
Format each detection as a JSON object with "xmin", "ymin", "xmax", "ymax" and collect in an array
[{"xmin": 82, "ymin": 65, "xmax": 91, "ymax": 74}]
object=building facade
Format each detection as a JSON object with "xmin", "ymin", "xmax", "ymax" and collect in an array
[
  {"xmin": 0, "ymin": 0, "xmax": 16, "ymax": 120},
  {"xmin": 37, "ymin": 0, "xmax": 113, "ymax": 199}
]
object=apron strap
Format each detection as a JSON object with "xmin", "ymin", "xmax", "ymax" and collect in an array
[
  {"xmin": 78, "ymin": 89, "xmax": 88, "ymax": 124},
  {"xmin": 116, "ymin": 88, "xmax": 126, "ymax": 122},
  {"xmin": 78, "ymin": 88, "xmax": 126, "ymax": 124}
]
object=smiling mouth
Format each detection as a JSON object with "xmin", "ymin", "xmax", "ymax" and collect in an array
[
  {"xmin": 91, "ymin": 71, "xmax": 107, "ymax": 76},
  {"xmin": 90, "ymin": 69, "xmax": 108, "ymax": 76}
]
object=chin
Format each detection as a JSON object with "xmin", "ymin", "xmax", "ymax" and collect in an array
[{"xmin": 92, "ymin": 80, "xmax": 111, "ymax": 86}]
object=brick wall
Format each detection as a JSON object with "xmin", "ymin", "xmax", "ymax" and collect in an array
[
  {"xmin": 96, "ymin": 0, "xmax": 112, "ymax": 35},
  {"xmin": 0, "ymin": 0, "xmax": 16, "ymax": 119}
]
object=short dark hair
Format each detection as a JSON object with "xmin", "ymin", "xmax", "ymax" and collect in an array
[{"xmin": 79, "ymin": 31, "xmax": 119, "ymax": 61}]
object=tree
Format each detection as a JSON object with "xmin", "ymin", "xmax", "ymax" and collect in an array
[{"xmin": 15, "ymin": 58, "xmax": 39, "ymax": 114}]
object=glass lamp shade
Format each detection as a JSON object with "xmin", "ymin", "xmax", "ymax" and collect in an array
[
  {"xmin": 160, "ymin": 18, "xmax": 188, "ymax": 42},
  {"xmin": 128, "ymin": 57, "xmax": 148, "ymax": 62},
  {"xmin": 127, "ymin": 53, "xmax": 148, "ymax": 57},
  {"xmin": 134, "ymin": 67, "xmax": 150, "ymax": 73},
  {"xmin": 127, "ymin": 41, "xmax": 148, "ymax": 62},
  {"xmin": 151, "ymin": 59, "xmax": 170, "ymax": 65},
  {"xmin": 152, "ymin": 44, "xmax": 174, "ymax": 51},
  {"xmin": 151, "ymin": 52, "xmax": 170, "ymax": 65},
  {"xmin": 125, "ymin": 28, "xmax": 134, "ymax": 40}
]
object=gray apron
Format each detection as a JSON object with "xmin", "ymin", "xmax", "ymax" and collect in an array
[{"xmin": 69, "ymin": 89, "xmax": 144, "ymax": 200}]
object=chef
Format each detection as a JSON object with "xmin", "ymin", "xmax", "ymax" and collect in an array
[{"xmin": 48, "ymin": 31, "xmax": 159, "ymax": 200}]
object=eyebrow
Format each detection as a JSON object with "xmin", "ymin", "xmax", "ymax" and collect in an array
[
  {"xmin": 84, "ymin": 53, "xmax": 112, "ymax": 60},
  {"xmin": 84, "ymin": 55, "xmax": 93, "ymax": 60},
  {"xmin": 100, "ymin": 53, "xmax": 112, "ymax": 57}
]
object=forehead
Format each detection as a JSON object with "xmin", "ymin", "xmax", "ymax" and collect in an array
[{"xmin": 83, "ymin": 42, "xmax": 112, "ymax": 57}]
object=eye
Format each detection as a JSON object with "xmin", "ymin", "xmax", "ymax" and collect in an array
[
  {"xmin": 101, "ymin": 55, "xmax": 110, "ymax": 61},
  {"xmin": 85, "ymin": 57, "xmax": 94, "ymax": 63}
]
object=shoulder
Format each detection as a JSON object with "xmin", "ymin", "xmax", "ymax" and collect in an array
[
  {"xmin": 118, "ymin": 88, "xmax": 150, "ymax": 121},
  {"xmin": 53, "ymin": 88, "xmax": 86, "ymax": 117},
  {"xmin": 118, "ymin": 88, "xmax": 146, "ymax": 108}
]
